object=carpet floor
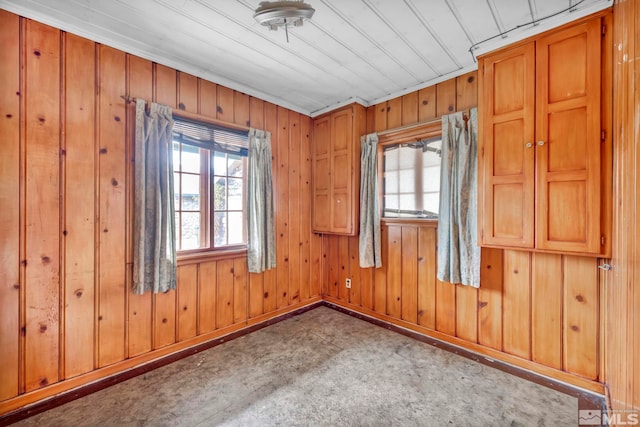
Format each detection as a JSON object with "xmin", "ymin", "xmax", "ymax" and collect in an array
[{"xmin": 14, "ymin": 306, "xmax": 588, "ymax": 426}]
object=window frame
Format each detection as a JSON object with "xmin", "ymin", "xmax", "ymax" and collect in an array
[
  {"xmin": 171, "ymin": 110, "xmax": 250, "ymax": 261},
  {"xmin": 377, "ymin": 120, "xmax": 442, "ymax": 225}
]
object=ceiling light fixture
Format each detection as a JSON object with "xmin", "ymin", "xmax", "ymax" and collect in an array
[{"xmin": 254, "ymin": 1, "xmax": 315, "ymax": 43}]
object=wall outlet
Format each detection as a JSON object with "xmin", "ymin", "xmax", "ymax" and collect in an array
[{"xmin": 345, "ymin": 278, "xmax": 351, "ymax": 289}]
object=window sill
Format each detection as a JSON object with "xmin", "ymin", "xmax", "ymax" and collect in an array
[
  {"xmin": 177, "ymin": 247, "xmax": 247, "ymax": 266},
  {"xmin": 381, "ymin": 218, "xmax": 438, "ymax": 228}
]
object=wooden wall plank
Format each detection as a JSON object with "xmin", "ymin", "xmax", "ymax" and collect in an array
[
  {"xmin": 417, "ymin": 227, "xmax": 436, "ymax": 329},
  {"xmin": 436, "ymin": 79, "xmax": 456, "ymax": 117},
  {"xmin": 198, "ymin": 261, "xmax": 217, "ymax": 334},
  {"xmin": 456, "ymin": 285, "xmax": 478, "ymax": 343},
  {"xmin": 373, "ymin": 226, "xmax": 388, "ymax": 314},
  {"xmin": 248, "ymin": 272, "xmax": 264, "ymax": 318},
  {"xmin": 299, "ymin": 115, "xmax": 312, "ymax": 301},
  {"xmin": 435, "ymin": 280, "xmax": 456, "ymax": 336},
  {"xmin": 386, "ymin": 97, "xmax": 402, "ymax": 129},
  {"xmin": 24, "ymin": 20, "xmax": 61, "ymax": 391},
  {"xmin": 216, "ymin": 259, "xmax": 234, "ymax": 329},
  {"xmin": 198, "ymin": 80, "xmax": 217, "ymax": 119},
  {"xmin": 418, "ymin": 86, "xmax": 436, "ymax": 122},
  {"xmin": 401, "ymin": 227, "xmax": 418, "ymax": 323},
  {"xmin": 262, "ymin": 102, "xmax": 278, "ymax": 313},
  {"xmin": 249, "ymin": 97, "xmax": 264, "ymax": 129},
  {"xmin": 365, "ymin": 106, "xmax": 375, "ymax": 134},
  {"xmin": 564, "ymin": 256, "xmax": 598, "ymax": 379},
  {"xmin": 502, "ymin": 250, "xmax": 531, "ymax": 359},
  {"xmin": 0, "ymin": 10, "xmax": 21, "ymax": 400},
  {"xmin": 401, "ymin": 92, "xmax": 419, "ymax": 126},
  {"xmin": 456, "ymin": 71, "xmax": 478, "ymax": 111},
  {"xmin": 63, "ymin": 33, "xmax": 96, "ymax": 378},
  {"xmin": 374, "ymin": 101, "xmax": 388, "ymax": 132},
  {"xmin": 348, "ymin": 236, "xmax": 361, "ymax": 306},
  {"xmin": 153, "ymin": 64, "xmax": 177, "ymax": 349},
  {"xmin": 97, "ymin": 45, "xmax": 127, "ymax": 367},
  {"xmin": 360, "ymin": 265, "xmax": 374, "ymax": 311},
  {"xmin": 177, "ymin": 264, "xmax": 197, "ymax": 341},
  {"xmin": 276, "ymin": 106, "xmax": 290, "ymax": 308},
  {"xmin": 531, "ymin": 253, "xmax": 562, "ymax": 369},
  {"xmin": 309, "ymin": 231, "xmax": 323, "ymax": 298},
  {"xmin": 288, "ymin": 112, "xmax": 301, "ymax": 304},
  {"xmin": 233, "ymin": 258, "xmax": 248, "ymax": 324},
  {"xmin": 326, "ymin": 237, "xmax": 339, "ymax": 298},
  {"xmin": 126, "ymin": 55, "xmax": 153, "ymax": 358},
  {"xmin": 177, "ymin": 72, "xmax": 198, "ymax": 113},
  {"xmin": 216, "ymin": 85, "xmax": 234, "ymax": 123},
  {"xmin": 337, "ymin": 236, "xmax": 349, "ymax": 302},
  {"xmin": 478, "ymin": 248, "xmax": 503, "ymax": 350},
  {"xmin": 234, "ymin": 92, "xmax": 250, "ymax": 127},
  {"xmin": 386, "ymin": 226, "xmax": 402, "ymax": 318}
]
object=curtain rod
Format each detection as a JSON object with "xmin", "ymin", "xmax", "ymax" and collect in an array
[{"xmin": 120, "ymin": 95, "xmax": 251, "ymax": 133}]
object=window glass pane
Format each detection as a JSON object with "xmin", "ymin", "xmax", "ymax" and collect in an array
[
  {"xmin": 174, "ymin": 173, "xmax": 181, "ymax": 209},
  {"xmin": 228, "ymin": 154, "xmax": 243, "ymax": 177},
  {"xmin": 398, "ymin": 169, "xmax": 416, "ymax": 191},
  {"xmin": 423, "ymin": 193, "xmax": 439, "ymax": 217},
  {"xmin": 214, "ymin": 177, "xmax": 227, "ymax": 210},
  {"xmin": 384, "ymin": 172, "xmax": 398, "ymax": 194},
  {"xmin": 228, "ymin": 177, "xmax": 243, "ymax": 210},
  {"xmin": 423, "ymin": 166, "xmax": 440, "ymax": 192},
  {"xmin": 214, "ymin": 212, "xmax": 227, "ymax": 247},
  {"xmin": 181, "ymin": 144, "xmax": 201, "ymax": 174},
  {"xmin": 175, "ymin": 212, "xmax": 181, "ymax": 249},
  {"xmin": 181, "ymin": 212, "xmax": 201, "ymax": 250},
  {"xmin": 181, "ymin": 174, "xmax": 200, "ymax": 210},
  {"xmin": 213, "ymin": 151, "xmax": 226, "ymax": 176},
  {"xmin": 228, "ymin": 212, "xmax": 244, "ymax": 245},
  {"xmin": 173, "ymin": 143, "xmax": 181, "ymax": 172}
]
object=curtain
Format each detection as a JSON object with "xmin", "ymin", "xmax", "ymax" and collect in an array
[
  {"xmin": 247, "ymin": 128, "xmax": 276, "ymax": 273},
  {"xmin": 133, "ymin": 99, "xmax": 177, "ymax": 294},
  {"xmin": 359, "ymin": 133, "xmax": 382, "ymax": 268},
  {"xmin": 437, "ymin": 108, "xmax": 480, "ymax": 288}
]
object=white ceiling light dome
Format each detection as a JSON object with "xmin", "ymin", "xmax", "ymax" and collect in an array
[{"xmin": 254, "ymin": 1, "xmax": 315, "ymax": 42}]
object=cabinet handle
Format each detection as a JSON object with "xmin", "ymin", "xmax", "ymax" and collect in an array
[
  {"xmin": 525, "ymin": 142, "xmax": 532, "ymax": 148},
  {"xmin": 537, "ymin": 140, "xmax": 545, "ymax": 146}
]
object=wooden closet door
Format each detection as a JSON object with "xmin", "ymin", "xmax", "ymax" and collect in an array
[
  {"xmin": 331, "ymin": 108, "xmax": 353, "ymax": 234},
  {"xmin": 479, "ymin": 43, "xmax": 535, "ymax": 248},
  {"xmin": 535, "ymin": 18, "xmax": 601, "ymax": 254},
  {"xmin": 312, "ymin": 115, "xmax": 331, "ymax": 232}
]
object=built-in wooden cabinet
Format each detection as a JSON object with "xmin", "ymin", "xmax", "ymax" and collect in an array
[
  {"xmin": 478, "ymin": 12, "xmax": 611, "ymax": 256},
  {"xmin": 312, "ymin": 103, "xmax": 366, "ymax": 235}
]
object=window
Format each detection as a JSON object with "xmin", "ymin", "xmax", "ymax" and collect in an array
[
  {"xmin": 172, "ymin": 116, "xmax": 249, "ymax": 252},
  {"xmin": 382, "ymin": 136, "xmax": 442, "ymax": 219}
]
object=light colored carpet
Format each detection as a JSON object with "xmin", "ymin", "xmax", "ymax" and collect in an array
[{"xmin": 15, "ymin": 306, "xmax": 579, "ymax": 426}]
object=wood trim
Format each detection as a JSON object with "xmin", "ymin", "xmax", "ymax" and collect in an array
[
  {"xmin": 324, "ymin": 297, "xmax": 605, "ymax": 395},
  {"xmin": 377, "ymin": 119, "xmax": 441, "ymax": 146},
  {"xmin": 0, "ymin": 300, "xmax": 324, "ymax": 423},
  {"xmin": 381, "ymin": 218, "xmax": 438, "ymax": 228},
  {"xmin": 176, "ymin": 248, "xmax": 247, "ymax": 266}
]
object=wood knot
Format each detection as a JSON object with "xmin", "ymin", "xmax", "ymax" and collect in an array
[
  {"xmin": 21, "ymin": 259, "xmax": 27, "ymax": 266},
  {"xmin": 133, "ymin": 311, "xmax": 137, "ymax": 315},
  {"xmin": 418, "ymin": 310, "xmax": 424, "ymax": 316},
  {"xmin": 21, "ymin": 326, "xmax": 26, "ymax": 336},
  {"xmin": 62, "ymin": 230, "xmax": 68, "ymax": 236},
  {"xmin": 386, "ymin": 106, "xmax": 391, "ymax": 112},
  {"xmin": 513, "ymin": 269, "xmax": 519, "ymax": 274},
  {"xmin": 571, "ymin": 325, "xmax": 580, "ymax": 332},
  {"xmin": 246, "ymin": 120, "xmax": 251, "ymax": 127},
  {"xmin": 41, "ymin": 256, "xmax": 51, "ymax": 264},
  {"xmin": 422, "ymin": 100, "xmax": 428, "ymax": 105},
  {"xmin": 230, "ymin": 267, "xmax": 235, "ymax": 274},
  {"xmin": 39, "ymin": 324, "xmax": 47, "ymax": 333},
  {"xmin": 111, "ymin": 178, "xmax": 118, "ymax": 186},
  {"xmin": 13, "ymin": 283, "xmax": 20, "ymax": 290},
  {"xmin": 227, "ymin": 301, "xmax": 231, "ymax": 306},
  {"xmin": 486, "ymin": 265, "xmax": 492, "ymax": 269},
  {"xmin": 448, "ymin": 105, "xmax": 454, "ymax": 112},
  {"xmin": 284, "ymin": 257, "xmax": 288, "ymax": 262},
  {"xmin": 114, "ymin": 116, "xmax": 121, "ymax": 122},
  {"xmin": 100, "ymin": 148, "xmax": 108, "ymax": 154},
  {"xmin": 397, "ymin": 297, "xmax": 400, "ymax": 301},
  {"xmin": 33, "ymin": 49, "xmax": 41, "ymax": 57},
  {"xmin": 183, "ymin": 305, "xmax": 188, "ymax": 311},
  {"xmin": 103, "ymin": 228, "xmax": 109, "ymax": 233},
  {"xmin": 6, "ymin": 114, "xmax": 12, "ymax": 118},
  {"xmin": 40, "ymin": 378, "xmax": 49, "ymax": 386},
  {"xmin": 98, "ymin": 315, "xmax": 103, "ymax": 320},
  {"xmin": 418, "ymin": 256, "xmax": 424, "ymax": 262},
  {"xmin": 216, "ymin": 106, "xmax": 223, "ymax": 113},
  {"xmin": 467, "ymin": 75, "xmax": 475, "ymax": 83},
  {"xmin": 75, "ymin": 289, "xmax": 83, "ymax": 298},
  {"xmin": 38, "ymin": 116, "xmax": 46, "ymax": 123},
  {"xmin": 60, "ymin": 149, "xmax": 66, "ymax": 155},
  {"xmin": 575, "ymin": 294, "xmax": 584, "ymax": 302},
  {"xmin": 478, "ymin": 301, "xmax": 489, "ymax": 309},
  {"xmin": 162, "ymin": 318, "xmax": 168, "ymax": 323},
  {"xmin": 178, "ymin": 102, "xmax": 186, "ymax": 110},
  {"xmin": 264, "ymin": 292, "xmax": 269, "ymax": 298},
  {"xmin": 283, "ymin": 292, "xmax": 287, "ymax": 297}
]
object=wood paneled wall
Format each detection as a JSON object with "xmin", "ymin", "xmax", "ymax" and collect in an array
[
  {"xmin": 0, "ymin": 11, "xmax": 321, "ymax": 414},
  {"xmin": 323, "ymin": 71, "xmax": 603, "ymax": 392},
  {"xmin": 607, "ymin": 0, "xmax": 640, "ymax": 416}
]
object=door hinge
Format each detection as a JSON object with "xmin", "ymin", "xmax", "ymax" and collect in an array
[{"xmin": 601, "ymin": 130, "xmax": 606, "ymax": 142}]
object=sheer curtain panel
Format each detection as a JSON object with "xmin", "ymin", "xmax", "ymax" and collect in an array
[
  {"xmin": 436, "ymin": 108, "xmax": 480, "ymax": 287},
  {"xmin": 359, "ymin": 133, "xmax": 382, "ymax": 268},
  {"xmin": 247, "ymin": 128, "xmax": 276, "ymax": 273},
  {"xmin": 133, "ymin": 99, "xmax": 177, "ymax": 294}
]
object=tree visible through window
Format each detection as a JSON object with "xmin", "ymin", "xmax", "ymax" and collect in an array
[{"xmin": 172, "ymin": 116, "xmax": 248, "ymax": 252}]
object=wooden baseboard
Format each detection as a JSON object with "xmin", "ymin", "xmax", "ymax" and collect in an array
[
  {"xmin": 323, "ymin": 297, "xmax": 605, "ymax": 396},
  {"xmin": 0, "ymin": 299, "xmax": 322, "ymax": 425}
]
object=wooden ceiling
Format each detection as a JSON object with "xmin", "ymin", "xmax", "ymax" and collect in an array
[{"xmin": 0, "ymin": 0, "xmax": 612, "ymax": 116}]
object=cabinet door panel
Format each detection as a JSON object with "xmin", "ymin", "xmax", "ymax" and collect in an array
[
  {"xmin": 480, "ymin": 43, "xmax": 535, "ymax": 248},
  {"xmin": 536, "ymin": 19, "xmax": 601, "ymax": 253},
  {"xmin": 333, "ymin": 192, "xmax": 350, "ymax": 231}
]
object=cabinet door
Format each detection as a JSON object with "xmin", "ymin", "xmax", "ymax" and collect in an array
[
  {"xmin": 480, "ymin": 43, "xmax": 536, "ymax": 248},
  {"xmin": 535, "ymin": 19, "xmax": 601, "ymax": 253},
  {"xmin": 312, "ymin": 115, "xmax": 331, "ymax": 232},
  {"xmin": 331, "ymin": 108, "xmax": 354, "ymax": 234}
]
